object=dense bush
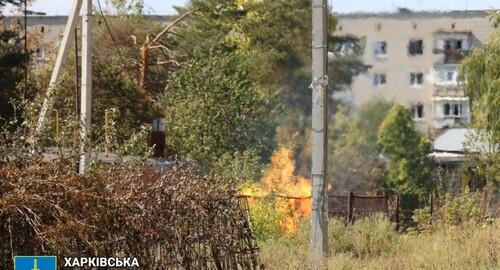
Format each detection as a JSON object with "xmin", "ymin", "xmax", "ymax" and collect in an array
[
  {"xmin": 247, "ymin": 199, "xmax": 285, "ymax": 242},
  {"xmin": 0, "ymin": 148, "xmax": 257, "ymax": 269},
  {"xmin": 413, "ymin": 190, "xmax": 487, "ymax": 232},
  {"xmin": 163, "ymin": 52, "xmax": 276, "ymax": 168}
]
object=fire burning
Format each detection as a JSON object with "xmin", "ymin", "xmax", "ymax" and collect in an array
[{"xmin": 239, "ymin": 148, "xmax": 312, "ymax": 234}]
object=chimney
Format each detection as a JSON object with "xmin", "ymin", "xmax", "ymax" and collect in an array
[{"xmin": 151, "ymin": 118, "xmax": 166, "ymax": 158}]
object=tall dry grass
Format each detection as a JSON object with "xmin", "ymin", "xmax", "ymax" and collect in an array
[{"xmin": 260, "ymin": 215, "xmax": 500, "ymax": 270}]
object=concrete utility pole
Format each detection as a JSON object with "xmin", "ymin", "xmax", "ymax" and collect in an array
[
  {"xmin": 310, "ymin": 0, "xmax": 329, "ymax": 267},
  {"xmin": 79, "ymin": 0, "xmax": 92, "ymax": 175},
  {"xmin": 34, "ymin": 0, "xmax": 82, "ymax": 139}
]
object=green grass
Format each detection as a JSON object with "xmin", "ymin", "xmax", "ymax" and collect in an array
[{"xmin": 260, "ymin": 216, "xmax": 500, "ymax": 270}]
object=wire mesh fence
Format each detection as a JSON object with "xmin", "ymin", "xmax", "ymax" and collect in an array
[{"xmin": 127, "ymin": 197, "xmax": 262, "ymax": 270}]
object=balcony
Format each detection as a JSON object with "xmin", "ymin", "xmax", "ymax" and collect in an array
[
  {"xmin": 432, "ymin": 64, "xmax": 463, "ymax": 91},
  {"xmin": 432, "ymin": 97, "xmax": 470, "ymax": 129},
  {"xmin": 433, "ymin": 31, "xmax": 473, "ymax": 64},
  {"xmin": 433, "ymin": 48, "xmax": 470, "ymax": 64},
  {"xmin": 433, "ymin": 116, "xmax": 469, "ymax": 129}
]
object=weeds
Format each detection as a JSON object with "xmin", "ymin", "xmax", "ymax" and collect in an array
[{"xmin": 261, "ymin": 215, "xmax": 500, "ymax": 270}]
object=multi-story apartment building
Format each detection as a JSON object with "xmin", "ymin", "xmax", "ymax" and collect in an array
[
  {"xmin": 4, "ymin": 15, "xmax": 171, "ymax": 67},
  {"xmin": 5, "ymin": 11, "xmax": 496, "ymax": 135},
  {"xmin": 336, "ymin": 10, "xmax": 496, "ymax": 135}
]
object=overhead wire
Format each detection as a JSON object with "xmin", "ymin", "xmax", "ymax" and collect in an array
[
  {"xmin": 95, "ymin": 0, "xmax": 140, "ymax": 86},
  {"xmin": 24, "ymin": 0, "xmax": 28, "ymax": 96},
  {"xmin": 75, "ymin": 26, "xmax": 80, "ymax": 118}
]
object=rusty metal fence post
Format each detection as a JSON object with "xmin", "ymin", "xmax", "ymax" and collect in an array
[
  {"xmin": 395, "ymin": 195, "xmax": 400, "ymax": 231},
  {"xmin": 347, "ymin": 191, "xmax": 354, "ymax": 225},
  {"xmin": 429, "ymin": 192, "xmax": 434, "ymax": 217}
]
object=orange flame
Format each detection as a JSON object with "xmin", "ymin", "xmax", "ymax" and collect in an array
[{"xmin": 240, "ymin": 148, "xmax": 312, "ymax": 234}]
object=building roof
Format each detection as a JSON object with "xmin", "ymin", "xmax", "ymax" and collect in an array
[
  {"xmin": 433, "ymin": 128, "xmax": 492, "ymax": 153},
  {"xmin": 433, "ymin": 128, "xmax": 470, "ymax": 152},
  {"xmin": 336, "ymin": 10, "xmax": 489, "ymax": 20},
  {"xmin": 3, "ymin": 15, "xmax": 173, "ymax": 24},
  {"xmin": 429, "ymin": 151, "xmax": 468, "ymax": 164}
]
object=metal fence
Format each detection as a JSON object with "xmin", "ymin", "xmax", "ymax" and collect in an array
[
  {"xmin": 328, "ymin": 192, "xmax": 402, "ymax": 227},
  {"xmin": 156, "ymin": 197, "xmax": 262, "ymax": 270}
]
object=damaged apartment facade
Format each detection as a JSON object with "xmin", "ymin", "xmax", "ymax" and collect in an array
[
  {"xmin": 7, "ymin": 11, "xmax": 496, "ymax": 137},
  {"xmin": 336, "ymin": 10, "xmax": 496, "ymax": 135}
]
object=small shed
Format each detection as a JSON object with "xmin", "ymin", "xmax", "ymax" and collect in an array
[{"xmin": 430, "ymin": 128, "xmax": 489, "ymax": 193}]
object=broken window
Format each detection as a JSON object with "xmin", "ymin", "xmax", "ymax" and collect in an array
[
  {"xmin": 408, "ymin": 39, "xmax": 423, "ymax": 55},
  {"xmin": 410, "ymin": 72, "xmax": 424, "ymax": 86},
  {"xmin": 411, "ymin": 103, "xmax": 424, "ymax": 119},
  {"xmin": 373, "ymin": 41, "xmax": 387, "ymax": 57},
  {"xmin": 373, "ymin": 73, "xmax": 386, "ymax": 86},
  {"xmin": 444, "ymin": 103, "xmax": 450, "ymax": 115},
  {"xmin": 334, "ymin": 41, "xmax": 354, "ymax": 56},
  {"xmin": 444, "ymin": 39, "xmax": 465, "ymax": 50},
  {"xmin": 443, "ymin": 103, "xmax": 463, "ymax": 117}
]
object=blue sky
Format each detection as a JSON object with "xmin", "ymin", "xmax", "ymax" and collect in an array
[{"xmin": 5, "ymin": 0, "xmax": 500, "ymax": 15}]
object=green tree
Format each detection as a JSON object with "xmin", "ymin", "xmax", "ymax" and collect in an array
[
  {"xmin": 0, "ymin": 0, "xmax": 26, "ymax": 124},
  {"xmin": 163, "ymin": 53, "xmax": 276, "ymax": 167},
  {"xmin": 172, "ymin": 0, "xmax": 368, "ymax": 122},
  {"xmin": 170, "ymin": 0, "xmax": 369, "ymax": 176},
  {"xmin": 460, "ymin": 12, "xmax": 500, "ymax": 187},
  {"xmin": 30, "ymin": 14, "xmax": 162, "ymax": 144},
  {"xmin": 378, "ymin": 105, "xmax": 434, "ymax": 208},
  {"xmin": 356, "ymin": 98, "xmax": 395, "ymax": 151},
  {"xmin": 329, "ymin": 107, "xmax": 384, "ymax": 194}
]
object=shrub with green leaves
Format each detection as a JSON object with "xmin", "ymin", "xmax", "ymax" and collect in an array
[
  {"xmin": 327, "ymin": 215, "xmax": 398, "ymax": 258},
  {"xmin": 213, "ymin": 149, "xmax": 266, "ymax": 183},
  {"xmin": 248, "ymin": 199, "xmax": 285, "ymax": 243},
  {"xmin": 413, "ymin": 191, "xmax": 484, "ymax": 231},
  {"xmin": 163, "ymin": 52, "xmax": 276, "ymax": 167},
  {"xmin": 378, "ymin": 105, "xmax": 435, "ymax": 209}
]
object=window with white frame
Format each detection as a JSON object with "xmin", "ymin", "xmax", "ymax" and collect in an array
[
  {"xmin": 373, "ymin": 73, "xmax": 386, "ymax": 86},
  {"xmin": 373, "ymin": 41, "xmax": 387, "ymax": 57},
  {"xmin": 436, "ymin": 67, "xmax": 458, "ymax": 83},
  {"xmin": 443, "ymin": 102, "xmax": 463, "ymax": 117},
  {"xmin": 410, "ymin": 72, "xmax": 424, "ymax": 86}
]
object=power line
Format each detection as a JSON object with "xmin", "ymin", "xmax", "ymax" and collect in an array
[
  {"xmin": 75, "ymin": 26, "xmax": 80, "ymax": 118},
  {"xmin": 24, "ymin": 0, "xmax": 28, "ymax": 96},
  {"xmin": 95, "ymin": 0, "xmax": 139, "ymax": 86}
]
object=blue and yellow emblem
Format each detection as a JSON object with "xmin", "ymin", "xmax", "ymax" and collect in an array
[{"xmin": 14, "ymin": 256, "xmax": 57, "ymax": 270}]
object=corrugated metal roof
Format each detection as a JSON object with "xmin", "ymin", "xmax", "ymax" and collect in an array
[
  {"xmin": 433, "ymin": 128, "xmax": 470, "ymax": 152},
  {"xmin": 433, "ymin": 128, "xmax": 492, "ymax": 153}
]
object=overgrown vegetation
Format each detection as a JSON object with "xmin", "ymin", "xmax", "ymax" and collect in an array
[
  {"xmin": 0, "ymin": 0, "xmax": 28, "ymax": 125},
  {"xmin": 0, "ymin": 127, "xmax": 258, "ymax": 269},
  {"xmin": 163, "ymin": 52, "xmax": 276, "ymax": 167},
  {"xmin": 261, "ymin": 214, "xmax": 499, "ymax": 270},
  {"xmin": 1, "ymin": 0, "xmax": 499, "ymax": 268},
  {"xmin": 460, "ymin": 12, "xmax": 500, "ymax": 188}
]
